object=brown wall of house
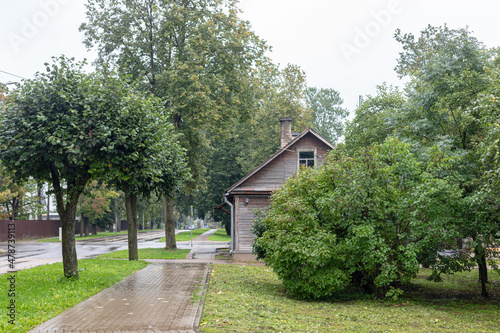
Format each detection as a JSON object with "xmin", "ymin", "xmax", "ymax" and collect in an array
[
  {"xmin": 0, "ymin": 219, "xmax": 61, "ymax": 241},
  {"xmin": 236, "ymin": 133, "xmax": 331, "ymax": 192},
  {"xmin": 231, "ymin": 132, "xmax": 333, "ymax": 254},
  {"xmin": 234, "ymin": 195, "xmax": 269, "ymax": 253}
]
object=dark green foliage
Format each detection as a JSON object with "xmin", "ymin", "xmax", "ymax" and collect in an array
[
  {"xmin": 251, "ymin": 210, "xmax": 267, "ymax": 260},
  {"xmin": 94, "ymin": 209, "xmax": 114, "ymax": 229},
  {"xmin": 255, "ymin": 138, "xmax": 462, "ymax": 300},
  {"xmin": 344, "ymin": 83, "xmax": 405, "ymax": 152},
  {"xmin": 0, "ymin": 56, "xmax": 132, "ymax": 278},
  {"xmin": 393, "ymin": 25, "xmax": 499, "ymax": 296},
  {"xmin": 341, "ymin": 24, "xmax": 500, "ymax": 297}
]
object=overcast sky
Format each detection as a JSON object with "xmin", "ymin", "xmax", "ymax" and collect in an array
[{"xmin": 1, "ymin": 0, "xmax": 500, "ymax": 113}]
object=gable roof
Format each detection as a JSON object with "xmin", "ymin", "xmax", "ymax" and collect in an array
[{"xmin": 225, "ymin": 127, "xmax": 334, "ymax": 196}]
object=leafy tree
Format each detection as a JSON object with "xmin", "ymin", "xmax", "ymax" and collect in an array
[
  {"xmin": 304, "ymin": 87, "xmax": 349, "ymax": 144},
  {"xmin": 254, "ymin": 138, "xmax": 462, "ymax": 300},
  {"xmin": 175, "ymin": 62, "xmax": 315, "ymax": 232},
  {"xmin": 344, "ymin": 84, "xmax": 406, "ymax": 152},
  {"xmin": 0, "ymin": 166, "xmax": 25, "ymax": 219},
  {"xmin": 78, "ymin": 181, "xmax": 119, "ymax": 234},
  {"xmin": 190, "ymin": 133, "xmax": 246, "ymax": 234},
  {"xmin": 236, "ymin": 63, "xmax": 314, "ymax": 173},
  {"xmin": 0, "ymin": 84, "xmax": 7, "ymax": 106},
  {"xmin": 137, "ymin": 194, "xmax": 165, "ymax": 229},
  {"xmin": 100, "ymin": 87, "xmax": 189, "ymax": 259},
  {"xmin": 80, "ymin": 0, "xmax": 267, "ymax": 247},
  {"xmin": 0, "ymin": 57, "xmax": 186, "ymax": 272},
  {"xmin": 343, "ymin": 25, "xmax": 499, "ymax": 297},
  {"xmin": 394, "ymin": 25, "xmax": 499, "ymax": 296},
  {"xmin": 0, "ymin": 56, "xmax": 139, "ymax": 278},
  {"xmin": 465, "ymin": 66, "xmax": 500, "ymax": 293}
]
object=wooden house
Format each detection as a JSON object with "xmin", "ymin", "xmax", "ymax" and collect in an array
[{"xmin": 219, "ymin": 117, "xmax": 334, "ymax": 260}]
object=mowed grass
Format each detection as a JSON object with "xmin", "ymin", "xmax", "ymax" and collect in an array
[
  {"xmin": 159, "ymin": 228, "xmax": 209, "ymax": 242},
  {"xmin": 207, "ymin": 229, "xmax": 231, "ymax": 242},
  {"xmin": 0, "ymin": 259, "xmax": 148, "ymax": 333},
  {"xmin": 201, "ymin": 265, "xmax": 500, "ymax": 332},
  {"xmin": 96, "ymin": 248, "xmax": 190, "ymax": 259}
]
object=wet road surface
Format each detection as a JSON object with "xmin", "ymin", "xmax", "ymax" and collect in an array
[{"xmin": 0, "ymin": 230, "xmax": 226, "ymax": 275}]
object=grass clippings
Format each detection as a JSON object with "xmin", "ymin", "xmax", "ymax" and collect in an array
[{"xmin": 201, "ymin": 264, "xmax": 500, "ymax": 332}]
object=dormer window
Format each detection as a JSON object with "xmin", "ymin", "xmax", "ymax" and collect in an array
[{"xmin": 299, "ymin": 151, "xmax": 315, "ymax": 167}]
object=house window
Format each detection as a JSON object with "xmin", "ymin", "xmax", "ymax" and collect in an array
[{"xmin": 299, "ymin": 151, "xmax": 315, "ymax": 167}]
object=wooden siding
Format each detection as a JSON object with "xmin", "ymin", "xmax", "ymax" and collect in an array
[
  {"xmin": 231, "ymin": 131, "xmax": 333, "ymax": 253},
  {"xmin": 233, "ymin": 133, "xmax": 331, "ymax": 193},
  {"xmin": 234, "ymin": 195, "xmax": 269, "ymax": 252}
]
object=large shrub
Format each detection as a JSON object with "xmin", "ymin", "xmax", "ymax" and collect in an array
[{"xmin": 254, "ymin": 138, "xmax": 462, "ymax": 299}]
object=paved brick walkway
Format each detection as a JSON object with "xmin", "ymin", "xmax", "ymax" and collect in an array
[{"xmin": 29, "ymin": 262, "xmax": 210, "ymax": 333}]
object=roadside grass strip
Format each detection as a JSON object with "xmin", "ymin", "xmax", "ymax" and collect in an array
[
  {"xmin": 38, "ymin": 229, "xmax": 163, "ymax": 242},
  {"xmin": 201, "ymin": 264, "xmax": 500, "ymax": 332},
  {"xmin": 0, "ymin": 259, "xmax": 147, "ymax": 333},
  {"xmin": 159, "ymin": 228, "xmax": 209, "ymax": 243},
  {"xmin": 96, "ymin": 248, "xmax": 190, "ymax": 259},
  {"xmin": 207, "ymin": 229, "xmax": 231, "ymax": 242}
]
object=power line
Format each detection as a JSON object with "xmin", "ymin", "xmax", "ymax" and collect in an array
[{"xmin": 0, "ymin": 70, "xmax": 26, "ymax": 80}]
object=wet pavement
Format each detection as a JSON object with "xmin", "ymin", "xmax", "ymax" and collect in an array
[
  {"xmin": 29, "ymin": 261, "xmax": 210, "ymax": 333},
  {"xmin": 0, "ymin": 229, "xmax": 228, "ymax": 275},
  {"xmin": 16, "ymin": 229, "xmax": 230, "ymax": 332}
]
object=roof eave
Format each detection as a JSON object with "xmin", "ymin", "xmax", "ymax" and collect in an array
[{"xmin": 224, "ymin": 128, "xmax": 334, "ymax": 195}]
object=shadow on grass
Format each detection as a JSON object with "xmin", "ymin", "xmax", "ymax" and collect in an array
[
  {"xmin": 247, "ymin": 267, "xmax": 500, "ymax": 306},
  {"xmin": 401, "ymin": 270, "xmax": 500, "ymax": 305}
]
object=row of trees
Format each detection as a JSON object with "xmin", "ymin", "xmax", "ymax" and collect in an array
[
  {"xmin": 178, "ymin": 64, "xmax": 349, "ymax": 232},
  {"xmin": 0, "ymin": 57, "xmax": 189, "ymax": 278},
  {"xmin": 255, "ymin": 25, "xmax": 500, "ymax": 299},
  {"xmin": 0, "ymin": 0, "xmax": 348, "ymax": 279},
  {"xmin": 79, "ymin": 0, "xmax": 348, "ymax": 235}
]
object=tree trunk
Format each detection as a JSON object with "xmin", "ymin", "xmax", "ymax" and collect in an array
[
  {"xmin": 125, "ymin": 189, "xmax": 138, "ymax": 260},
  {"xmin": 475, "ymin": 246, "xmax": 489, "ymax": 297},
  {"xmin": 80, "ymin": 214, "xmax": 84, "ymax": 237},
  {"xmin": 163, "ymin": 197, "xmax": 177, "ymax": 249},
  {"xmin": 47, "ymin": 186, "xmax": 50, "ymax": 220},
  {"xmin": 60, "ymin": 208, "xmax": 79, "ymax": 279},
  {"xmin": 109, "ymin": 222, "xmax": 114, "ymax": 232},
  {"xmin": 84, "ymin": 217, "xmax": 90, "ymax": 237},
  {"xmin": 11, "ymin": 196, "xmax": 19, "ymax": 220},
  {"xmin": 116, "ymin": 213, "xmax": 121, "ymax": 232},
  {"xmin": 91, "ymin": 223, "xmax": 97, "ymax": 235},
  {"xmin": 50, "ymin": 163, "xmax": 89, "ymax": 279},
  {"xmin": 37, "ymin": 182, "xmax": 43, "ymax": 220}
]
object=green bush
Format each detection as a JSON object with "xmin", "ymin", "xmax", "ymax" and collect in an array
[{"xmin": 254, "ymin": 138, "xmax": 462, "ymax": 299}]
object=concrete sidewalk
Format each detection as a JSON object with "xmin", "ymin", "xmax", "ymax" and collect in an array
[{"xmin": 29, "ymin": 261, "xmax": 210, "ymax": 333}]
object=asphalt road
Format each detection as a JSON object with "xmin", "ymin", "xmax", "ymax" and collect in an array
[{"xmin": 0, "ymin": 230, "xmax": 221, "ymax": 275}]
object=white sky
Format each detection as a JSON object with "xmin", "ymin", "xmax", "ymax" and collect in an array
[{"xmin": 1, "ymin": 0, "xmax": 500, "ymax": 113}]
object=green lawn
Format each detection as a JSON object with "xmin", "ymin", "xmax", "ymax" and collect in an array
[
  {"xmin": 0, "ymin": 259, "xmax": 147, "ymax": 333},
  {"xmin": 207, "ymin": 229, "xmax": 231, "ymax": 242},
  {"xmin": 200, "ymin": 265, "xmax": 500, "ymax": 332},
  {"xmin": 159, "ymin": 228, "xmax": 209, "ymax": 242},
  {"xmin": 38, "ymin": 228, "xmax": 163, "ymax": 242},
  {"xmin": 96, "ymin": 248, "xmax": 190, "ymax": 259}
]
